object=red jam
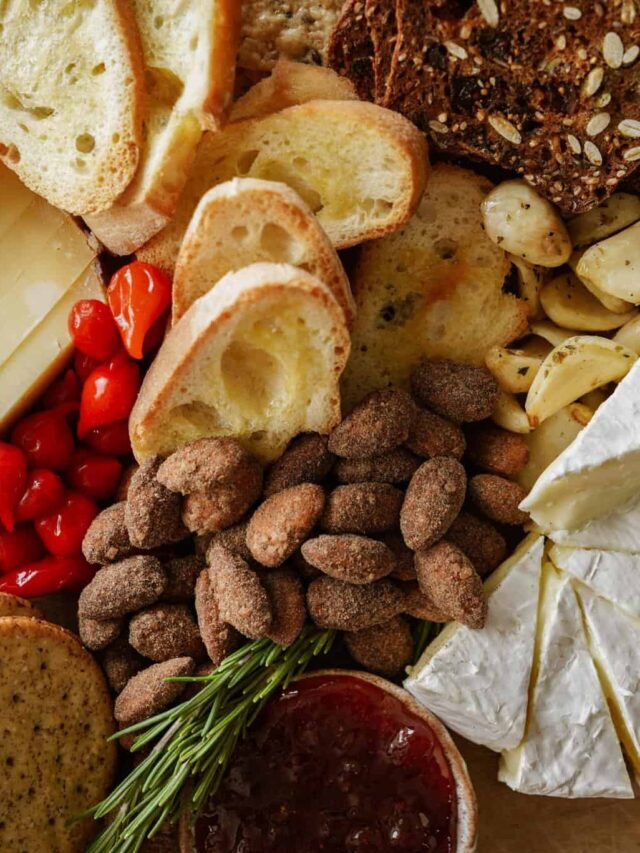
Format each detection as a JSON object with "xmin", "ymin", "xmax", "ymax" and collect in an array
[{"xmin": 195, "ymin": 674, "xmax": 457, "ymax": 853}]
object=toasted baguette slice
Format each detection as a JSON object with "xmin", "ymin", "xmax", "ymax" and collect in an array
[
  {"xmin": 138, "ymin": 100, "xmax": 428, "ymax": 273},
  {"xmin": 341, "ymin": 164, "xmax": 529, "ymax": 411},
  {"xmin": 130, "ymin": 263, "xmax": 351, "ymax": 463},
  {"xmin": 0, "ymin": 0, "xmax": 143, "ymax": 215},
  {"xmin": 172, "ymin": 178, "xmax": 356, "ymax": 326},
  {"xmin": 85, "ymin": 0, "xmax": 241, "ymax": 255},
  {"xmin": 230, "ymin": 60, "xmax": 358, "ymax": 122}
]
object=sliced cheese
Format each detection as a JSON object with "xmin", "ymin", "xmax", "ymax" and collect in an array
[
  {"xmin": 548, "ymin": 494, "xmax": 640, "ymax": 553},
  {"xmin": 0, "ymin": 266, "xmax": 104, "ymax": 431},
  {"xmin": 577, "ymin": 586, "xmax": 640, "ymax": 774},
  {"xmin": 0, "ymin": 164, "xmax": 99, "ymax": 431},
  {"xmin": 520, "ymin": 359, "xmax": 640, "ymax": 530},
  {"xmin": 550, "ymin": 545, "xmax": 640, "ymax": 618},
  {"xmin": 404, "ymin": 535, "xmax": 544, "ymax": 752},
  {"xmin": 499, "ymin": 568, "xmax": 632, "ymax": 798}
]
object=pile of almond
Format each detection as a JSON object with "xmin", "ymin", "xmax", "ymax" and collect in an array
[{"xmin": 78, "ymin": 358, "xmax": 531, "ymax": 726}]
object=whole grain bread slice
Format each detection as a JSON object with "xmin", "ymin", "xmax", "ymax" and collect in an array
[
  {"xmin": 339, "ymin": 0, "xmax": 640, "ymax": 213},
  {"xmin": 85, "ymin": 0, "xmax": 241, "ymax": 255},
  {"xmin": 172, "ymin": 178, "xmax": 356, "ymax": 325},
  {"xmin": 365, "ymin": 0, "xmax": 398, "ymax": 104},
  {"xmin": 0, "ymin": 0, "xmax": 144, "ymax": 215},
  {"xmin": 137, "ymin": 99, "xmax": 428, "ymax": 272},
  {"xmin": 327, "ymin": 0, "xmax": 375, "ymax": 100}
]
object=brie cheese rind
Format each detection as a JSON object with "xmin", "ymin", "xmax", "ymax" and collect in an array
[
  {"xmin": 577, "ymin": 586, "xmax": 640, "ymax": 774},
  {"xmin": 550, "ymin": 545, "xmax": 640, "ymax": 618},
  {"xmin": 404, "ymin": 535, "xmax": 544, "ymax": 752},
  {"xmin": 548, "ymin": 494, "xmax": 640, "ymax": 553},
  {"xmin": 520, "ymin": 360, "xmax": 640, "ymax": 531},
  {"xmin": 499, "ymin": 569, "xmax": 633, "ymax": 799}
]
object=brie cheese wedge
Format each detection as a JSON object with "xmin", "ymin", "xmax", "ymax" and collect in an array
[
  {"xmin": 520, "ymin": 360, "xmax": 640, "ymax": 530},
  {"xmin": 499, "ymin": 568, "xmax": 632, "ymax": 798},
  {"xmin": 548, "ymin": 494, "xmax": 640, "ymax": 553},
  {"xmin": 550, "ymin": 545, "xmax": 640, "ymax": 618},
  {"xmin": 577, "ymin": 586, "xmax": 640, "ymax": 774},
  {"xmin": 404, "ymin": 535, "xmax": 544, "ymax": 752}
]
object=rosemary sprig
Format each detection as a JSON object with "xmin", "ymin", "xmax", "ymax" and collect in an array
[
  {"xmin": 84, "ymin": 626, "xmax": 336, "ymax": 852},
  {"xmin": 412, "ymin": 619, "xmax": 440, "ymax": 664}
]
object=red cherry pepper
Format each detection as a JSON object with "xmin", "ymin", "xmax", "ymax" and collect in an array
[
  {"xmin": 15, "ymin": 469, "xmax": 65, "ymax": 522},
  {"xmin": 74, "ymin": 350, "xmax": 101, "ymax": 383},
  {"xmin": 11, "ymin": 409, "xmax": 75, "ymax": 471},
  {"xmin": 84, "ymin": 421, "xmax": 132, "ymax": 456},
  {"xmin": 0, "ymin": 555, "xmax": 95, "ymax": 597},
  {"xmin": 107, "ymin": 261, "xmax": 172, "ymax": 359},
  {"xmin": 77, "ymin": 357, "xmax": 140, "ymax": 438},
  {"xmin": 66, "ymin": 449, "xmax": 123, "ymax": 501},
  {"xmin": 69, "ymin": 298, "xmax": 121, "ymax": 361},
  {"xmin": 42, "ymin": 368, "xmax": 80, "ymax": 408},
  {"xmin": 35, "ymin": 491, "xmax": 99, "ymax": 557},
  {"xmin": 0, "ymin": 443, "xmax": 28, "ymax": 532},
  {"xmin": 0, "ymin": 525, "xmax": 45, "ymax": 573}
]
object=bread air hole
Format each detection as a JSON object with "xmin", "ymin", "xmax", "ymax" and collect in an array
[
  {"xmin": 75, "ymin": 133, "xmax": 95, "ymax": 153},
  {"xmin": 221, "ymin": 340, "xmax": 285, "ymax": 418},
  {"xmin": 260, "ymin": 223, "xmax": 304, "ymax": 264}
]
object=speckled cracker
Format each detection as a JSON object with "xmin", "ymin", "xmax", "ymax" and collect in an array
[
  {"xmin": 0, "ymin": 618, "xmax": 117, "ymax": 851},
  {"xmin": 0, "ymin": 592, "xmax": 42, "ymax": 619}
]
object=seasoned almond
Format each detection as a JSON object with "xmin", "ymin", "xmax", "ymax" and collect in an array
[
  {"xmin": 382, "ymin": 532, "xmax": 416, "ymax": 580},
  {"xmin": 208, "ymin": 545, "xmax": 272, "ymax": 640},
  {"xmin": 129, "ymin": 605, "xmax": 205, "ymax": 662},
  {"xmin": 78, "ymin": 615, "xmax": 122, "ymax": 652},
  {"xmin": 400, "ymin": 458, "xmax": 466, "ymax": 550},
  {"xmin": 78, "ymin": 556, "xmax": 167, "ymax": 620},
  {"xmin": 101, "ymin": 638, "xmax": 146, "ymax": 693},
  {"xmin": 114, "ymin": 657, "xmax": 195, "ymax": 725},
  {"xmin": 301, "ymin": 534, "xmax": 396, "ymax": 584},
  {"xmin": 157, "ymin": 438, "xmax": 255, "ymax": 494},
  {"xmin": 82, "ymin": 502, "xmax": 135, "ymax": 564},
  {"xmin": 401, "ymin": 583, "xmax": 450, "ymax": 622},
  {"xmin": 264, "ymin": 434, "xmax": 335, "ymax": 496},
  {"xmin": 263, "ymin": 569, "xmax": 307, "ymax": 647},
  {"xmin": 345, "ymin": 616, "xmax": 414, "ymax": 677},
  {"xmin": 335, "ymin": 448, "xmax": 421, "ymax": 484},
  {"xmin": 465, "ymin": 423, "xmax": 529, "ymax": 477},
  {"xmin": 194, "ymin": 569, "xmax": 238, "ymax": 665},
  {"xmin": 181, "ymin": 462, "xmax": 263, "ymax": 534},
  {"xmin": 247, "ymin": 483, "xmax": 325, "ymax": 567},
  {"xmin": 405, "ymin": 408, "xmax": 466, "ymax": 459},
  {"xmin": 207, "ymin": 521, "xmax": 252, "ymax": 562},
  {"xmin": 328, "ymin": 388, "xmax": 416, "ymax": 459},
  {"xmin": 306, "ymin": 576, "xmax": 404, "ymax": 631},
  {"xmin": 447, "ymin": 512, "xmax": 507, "ymax": 575},
  {"xmin": 415, "ymin": 541, "xmax": 487, "ymax": 629},
  {"xmin": 321, "ymin": 483, "xmax": 403, "ymax": 534},
  {"xmin": 411, "ymin": 359, "xmax": 499, "ymax": 423},
  {"xmin": 125, "ymin": 457, "xmax": 188, "ymax": 548},
  {"xmin": 469, "ymin": 474, "xmax": 530, "ymax": 525},
  {"xmin": 161, "ymin": 555, "xmax": 205, "ymax": 601}
]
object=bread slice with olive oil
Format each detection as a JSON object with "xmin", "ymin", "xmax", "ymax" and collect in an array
[
  {"xmin": 129, "ymin": 263, "xmax": 351, "ymax": 463},
  {"xmin": 137, "ymin": 99, "xmax": 428, "ymax": 273},
  {"xmin": 85, "ymin": 0, "xmax": 241, "ymax": 255},
  {"xmin": 0, "ymin": 0, "xmax": 144, "ymax": 215},
  {"xmin": 172, "ymin": 178, "xmax": 356, "ymax": 326}
]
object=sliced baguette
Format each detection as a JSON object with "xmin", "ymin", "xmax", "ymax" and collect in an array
[
  {"xmin": 129, "ymin": 263, "xmax": 351, "ymax": 463},
  {"xmin": 230, "ymin": 60, "xmax": 358, "ymax": 122},
  {"xmin": 0, "ymin": 0, "xmax": 144, "ymax": 215},
  {"xmin": 137, "ymin": 99, "xmax": 428, "ymax": 273},
  {"xmin": 85, "ymin": 0, "xmax": 241, "ymax": 255},
  {"xmin": 341, "ymin": 164, "xmax": 529, "ymax": 411},
  {"xmin": 172, "ymin": 178, "xmax": 356, "ymax": 326}
]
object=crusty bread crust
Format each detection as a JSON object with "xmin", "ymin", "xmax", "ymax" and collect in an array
[
  {"xmin": 129, "ymin": 263, "xmax": 351, "ymax": 463},
  {"xmin": 137, "ymin": 99, "xmax": 428, "ymax": 272},
  {"xmin": 0, "ymin": 0, "xmax": 144, "ymax": 215},
  {"xmin": 85, "ymin": 0, "xmax": 241, "ymax": 255},
  {"xmin": 172, "ymin": 178, "xmax": 356, "ymax": 325},
  {"xmin": 230, "ymin": 60, "xmax": 358, "ymax": 123}
]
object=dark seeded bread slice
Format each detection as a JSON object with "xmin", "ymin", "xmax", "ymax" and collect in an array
[
  {"xmin": 327, "ymin": 0, "xmax": 375, "ymax": 100},
  {"xmin": 368, "ymin": 0, "xmax": 640, "ymax": 213},
  {"xmin": 365, "ymin": 0, "xmax": 398, "ymax": 104}
]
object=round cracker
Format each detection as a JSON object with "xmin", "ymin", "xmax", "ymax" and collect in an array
[
  {"xmin": 0, "ymin": 618, "xmax": 117, "ymax": 851},
  {"xmin": 0, "ymin": 592, "xmax": 43, "ymax": 619}
]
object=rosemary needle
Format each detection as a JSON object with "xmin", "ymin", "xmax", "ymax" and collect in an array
[{"xmin": 83, "ymin": 626, "xmax": 336, "ymax": 852}]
